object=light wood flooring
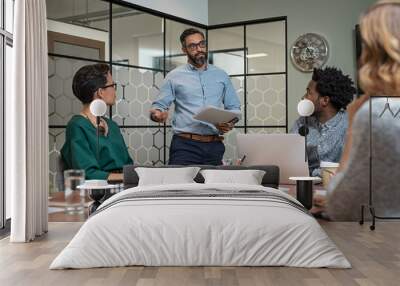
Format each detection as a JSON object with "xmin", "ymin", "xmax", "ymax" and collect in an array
[{"xmin": 0, "ymin": 221, "xmax": 399, "ymax": 286}]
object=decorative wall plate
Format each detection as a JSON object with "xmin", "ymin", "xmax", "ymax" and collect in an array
[{"xmin": 291, "ymin": 33, "xmax": 329, "ymax": 72}]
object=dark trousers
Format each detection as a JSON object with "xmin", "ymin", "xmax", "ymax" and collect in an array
[{"xmin": 168, "ymin": 135, "xmax": 225, "ymax": 166}]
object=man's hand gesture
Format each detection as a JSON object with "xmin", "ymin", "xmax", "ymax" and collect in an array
[{"xmin": 149, "ymin": 109, "xmax": 169, "ymax": 123}]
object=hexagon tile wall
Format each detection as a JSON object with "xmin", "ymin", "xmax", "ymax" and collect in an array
[{"xmin": 247, "ymin": 75, "xmax": 286, "ymax": 126}]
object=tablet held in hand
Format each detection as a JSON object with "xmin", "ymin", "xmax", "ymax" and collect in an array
[{"xmin": 193, "ymin": 106, "xmax": 241, "ymax": 125}]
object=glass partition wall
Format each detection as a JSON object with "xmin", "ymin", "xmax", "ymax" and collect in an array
[
  {"xmin": 47, "ymin": 1, "xmax": 287, "ymax": 196},
  {"xmin": 1, "ymin": 0, "xmax": 14, "ymax": 231},
  {"xmin": 208, "ymin": 19, "xmax": 287, "ymax": 160}
]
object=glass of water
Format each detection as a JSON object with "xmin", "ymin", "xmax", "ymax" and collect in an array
[
  {"xmin": 223, "ymin": 159, "xmax": 233, "ymax": 166},
  {"xmin": 64, "ymin": 169, "xmax": 85, "ymax": 214}
]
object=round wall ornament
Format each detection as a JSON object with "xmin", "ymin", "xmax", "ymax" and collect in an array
[{"xmin": 291, "ymin": 33, "xmax": 329, "ymax": 72}]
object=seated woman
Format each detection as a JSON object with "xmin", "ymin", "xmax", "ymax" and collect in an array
[
  {"xmin": 326, "ymin": 0, "xmax": 400, "ymax": 221},
  {"xmin": 61, "ymin": 63, "xmax": 133, "ymax": 182}
]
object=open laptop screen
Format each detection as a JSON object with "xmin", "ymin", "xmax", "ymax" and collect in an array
[{"xmin": 236, "ymin": 134, "xmax": 309, "ymax": 184}]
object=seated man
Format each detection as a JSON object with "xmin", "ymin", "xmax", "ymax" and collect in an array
[{"xmin": 290, "ymin": 67, "xmax": 356, "ymax": 177}]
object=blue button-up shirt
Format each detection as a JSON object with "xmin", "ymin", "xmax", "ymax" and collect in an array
[
  {"xmin": 152, "ymin": 64, "xmax": 241, "ymax": 135},
  {"xmin": 290, "ymin": 110, "xmax": 348, "ymax": 177}
]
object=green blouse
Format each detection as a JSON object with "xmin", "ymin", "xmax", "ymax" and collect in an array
[{"xmin": 61, "ymin": 115, "xmax": 133, "ymax": 180}]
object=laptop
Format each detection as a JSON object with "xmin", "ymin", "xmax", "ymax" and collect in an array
[{"xmin": 236, "ymin": 133, "xmax": 309, "ymax": 185}]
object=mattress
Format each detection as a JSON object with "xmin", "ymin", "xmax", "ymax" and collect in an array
[{"xmin": 50, "ymin": 183, "xmax": 350, "ymax": 269}]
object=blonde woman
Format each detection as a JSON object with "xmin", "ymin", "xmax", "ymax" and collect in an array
[{"xmin": 326, "ymin": 0, "xmax": 400, "ymax": 220}]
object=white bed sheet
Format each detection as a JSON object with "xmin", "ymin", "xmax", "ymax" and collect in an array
[{"xmin": 50, "ymin": 183, "xmax": 350, "ymax": 269}]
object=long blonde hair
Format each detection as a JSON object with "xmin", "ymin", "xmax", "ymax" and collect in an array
[{"xmin": 359, "ymin": 0, "xmax": 400, "ymax": 96}]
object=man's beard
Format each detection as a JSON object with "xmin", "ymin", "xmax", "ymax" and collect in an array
[
  {"xmin": 188, "ymin": 52, "xmax": 207, "ymax": 66},
  {"xmin": 308, "ymin": 100, "xmax": 319, "ymax": 117}
]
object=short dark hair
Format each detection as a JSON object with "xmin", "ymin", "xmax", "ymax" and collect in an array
[
  {"xmin": 72, "ymin": 64, "xmax": 110, "ymax": 104},
  {"xmin": 312, "ymin": 66, "xmax": 356, "ymax": 110},
  {"xmin": 180, "ymin": 28, "xmax": 205, "ymax": 47}
]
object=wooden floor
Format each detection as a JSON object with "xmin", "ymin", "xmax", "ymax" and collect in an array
[{"xmin": 0, "ymin": 221, "xmax": 399, "ymax": 286}]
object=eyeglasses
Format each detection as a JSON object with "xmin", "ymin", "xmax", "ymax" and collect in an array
[
  {"xmin": 185, "ymin": 40, "xmax": 207, "ymax": 51},
  {"xmin": 102, "ymin": 82, "xmax": 117, "ymax": 91}
]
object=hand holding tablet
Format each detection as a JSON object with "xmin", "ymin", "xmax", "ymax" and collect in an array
[{"xmin": 193, "ymin": 106, "xmax": 241, "ymax": 125}]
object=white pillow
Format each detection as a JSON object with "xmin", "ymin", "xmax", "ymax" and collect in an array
[
  {"xmin": 200, "ymin": 169, "xmax": 266, "ymax": 185},
  {"xmin": 135, "ymin": 167, "xmax": 201, "ymax": 186}
]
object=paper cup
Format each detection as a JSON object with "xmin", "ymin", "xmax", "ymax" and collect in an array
[{"xmin": 320, "ymin": 161, "xmax": 339, "ymax": 188}]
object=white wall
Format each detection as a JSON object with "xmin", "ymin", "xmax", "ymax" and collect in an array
[
  {"xmin": 47, "ymin": 19, "xmax": 109, "ymax": 60},
  {"xmin": 208, "ymin": 0, "xmax": 375, "ymax": 128},
  {"xmin": 124, "ymin": 0, "xmax": 208, "ymax": 25}
]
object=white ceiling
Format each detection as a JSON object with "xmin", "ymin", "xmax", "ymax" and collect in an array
[{"xmin": 114, "ymin": 0, "xmax": 209, "ymax": 25}]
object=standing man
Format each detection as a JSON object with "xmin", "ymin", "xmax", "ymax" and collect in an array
[
  {"xmin": 291, "ymin": 66, "xmax": 356, "ymax": 177},
  {"xmin": 150, "ymin": 28, "xmax": 241, "ymax": 165}
]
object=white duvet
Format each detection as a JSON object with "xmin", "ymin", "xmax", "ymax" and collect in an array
[{"xmin": 50, "ymin": 183, "xmax": 350, "ymax": 269}]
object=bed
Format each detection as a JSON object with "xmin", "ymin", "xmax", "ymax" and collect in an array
[{"xmin": 50, "ymin": 165, "xmax": 350, "ymax": 269}]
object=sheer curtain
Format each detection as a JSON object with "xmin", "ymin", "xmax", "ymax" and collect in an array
[{"xmin": 6, "ymin": 0, "xmax": 48, "ymax": 242}]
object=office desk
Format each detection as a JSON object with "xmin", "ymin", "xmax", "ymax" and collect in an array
[
  {"xmin": 48, "ymin": 184, "xmax": 124, "ymax": 222},
  {"xmin": 48, "ymin": 191, "xmax": 90, "ymax": 222}
]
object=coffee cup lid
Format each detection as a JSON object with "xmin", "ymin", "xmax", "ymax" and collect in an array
[
  {"xmin": 320, "ymin": 161, "xmax": 339, "ymax": 168},
  {"xmin": 77, "ymin": 180, "xmax": 118, "ymax": 190}
]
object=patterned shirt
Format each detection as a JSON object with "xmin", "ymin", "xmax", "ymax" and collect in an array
[
  {"xmin": 290, "ymin": 110, "xmax": 348, "ymax": 177},
  {"xmin": 152, "ymin": 64, "xmax": 241, "ymax": 135}
]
